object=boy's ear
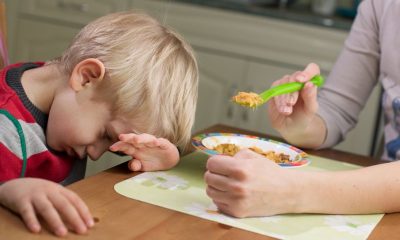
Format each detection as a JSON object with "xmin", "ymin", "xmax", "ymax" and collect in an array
[{"xmin": 69, "ymin": 58, "xmax": 105, "ymax": 91}]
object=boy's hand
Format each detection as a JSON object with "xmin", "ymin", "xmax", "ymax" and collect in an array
[
  {"xmin": 109, "ymin": 133, "xmax": 180, "ymax": 171},
  {"xmin": 0, "ymin": 178, "xmax": 94, "ymax": 237}
]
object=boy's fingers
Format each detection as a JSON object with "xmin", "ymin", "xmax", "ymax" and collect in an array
[
  {"xmin": 49, "ymin": 194, "xmax": 87, "ymax": 234},
  {"xmin": 144, "ymin": 139, "xmax": 160, "ymax": 148},
  {"xmin": 120, "ymin": 133, "xmax": 157, "ymax": 146},
  {"xmin": 128, "ymin": 159, "xmax": 142, "ymax": 171},
  {"xmin": 117, "ymin": 133, "xmax": 138, "ymax": 141},
  {"xmin": 110, "ymin": 142, "xmax": 137, "ymax": 155},
  {"xmin": 33, "ymin": 196, "xmax": 67, "ymax": 237},
  {"xmin": 62, "ymin": 191, "xmax": 94, "ymax": 228},
  {"xmin": 19, "ymin": 203, "xmax": 41, "ymax": 233},
  {"xmin": 157, "ymin": 138, "xmax": 171, "ymax": 150}
]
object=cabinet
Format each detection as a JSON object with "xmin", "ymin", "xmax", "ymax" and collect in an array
[
  {"xmin": 130, "ymin": 0, "xmax": 380, "ymax": 156},
  {"xmin": 8, "ymin": 0, "xmax": 127, "ymax": 62},
  {"xmin": 6, "ymin": 0, "xmax": 381, "ymax": 174},
  {"xmin": 14, "ymin": 19, "xmax": 79, "ymax": 62},
  {"xmin": 194, "ymin": 51, "xmax": 247, "ymax": 132}
]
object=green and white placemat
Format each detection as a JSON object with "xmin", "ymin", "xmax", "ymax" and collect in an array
[{"xmin": 114, "ymin": 152, "xmax": 383, "ymax": 240}]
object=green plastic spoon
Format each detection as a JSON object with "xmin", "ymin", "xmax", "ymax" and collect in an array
[{"xmin": 232, "ymin": 75, "xmax": 324, "ymax": 108}]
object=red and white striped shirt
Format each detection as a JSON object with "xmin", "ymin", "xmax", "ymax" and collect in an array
[{"xmin": 0, "ymin": 63, "xmax": 82, "ymax": 184}]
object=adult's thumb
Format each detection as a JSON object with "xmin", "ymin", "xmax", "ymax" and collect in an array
[{"xmin": 234, "ymin": 148, "xmax": 262, "ymax": 159}]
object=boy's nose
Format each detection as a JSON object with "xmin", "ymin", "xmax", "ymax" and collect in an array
[
  {"xmin": 87, "ymin": 142, "xmax": 110, "ymax": 160},
  {"xmin": 87, "ymin": 151, "xmax": 102, "ymax": 161}
]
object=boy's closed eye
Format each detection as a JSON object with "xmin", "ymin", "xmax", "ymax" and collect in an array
[{"xmin": 103, "ymin": 129, "xmax": 113, "ymax": 142}]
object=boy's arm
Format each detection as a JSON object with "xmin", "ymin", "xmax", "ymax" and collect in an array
[{"xmin": 0, "ymin": 178, "xmax": 94, "ymax": 236}]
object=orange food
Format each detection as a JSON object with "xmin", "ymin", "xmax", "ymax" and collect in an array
[
  {"xmin": 231, "ymin": 92, "xmax": 263, "ymax": 108},
  {"xmin": 213, "ymin": 143, "xmax": 291, "ymax": 163},
  {"xmin": 213, "ymin": 143, "xmax": 240, "ymax": 156}
]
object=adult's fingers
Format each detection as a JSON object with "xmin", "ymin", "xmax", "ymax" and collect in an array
[
  {"xmin": 280, "ymin": 72, "xmax": 300, "ymax": 112},
  {"xmin": 206, "ymin": 155, "xmax": 238, "ymax": 176},
  {"xmin": 272, "ymin": 75, "xmax": 289, "ymax": 102},
  {"xmin": 234, "ymin": 148, "xmax": 262, "ymax": 159},
  {"xmin": 297, "ymin": 63, "xmax": 320, "ymax": 82},
  {"xmin": 272, "ymin": 75, "xmax": 293, "ymax": 114},
  {"xmin": 300, "ymin": 81, "xmax": 319, "ymax": 115},
  {"xmin": 204, "ymin": 170, "xmax": 231, "ymax": 191},
  {"xmin": 33, "ymin": 196, "xmax": 67, "ymax": 237},
  {"xmin": 205, "ymin": 186, "xmax": 230, "ymax": 205}
]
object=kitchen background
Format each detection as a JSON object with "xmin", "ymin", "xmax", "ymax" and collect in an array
[{"xmin": 4, "ymin": 0, "xmax": 382, "ymax": 176}]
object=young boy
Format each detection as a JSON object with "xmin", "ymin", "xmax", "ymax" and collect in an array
[{"xmin": 0, "ymin": 11, "xmax": 198, "ymax": 236}]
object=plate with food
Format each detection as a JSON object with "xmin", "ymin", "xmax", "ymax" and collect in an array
[{"xmin": 192, "ymin": 133, "xmax": 310, "ymax": 168}]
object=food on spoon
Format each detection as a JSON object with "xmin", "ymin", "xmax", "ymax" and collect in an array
[
  {"xmin": 213, "ymin": 143, "xmax": 291, "ymax": 163},
  {"xmin": 231, "ymin": 92, "xmax": 263, "ymax": 108}
]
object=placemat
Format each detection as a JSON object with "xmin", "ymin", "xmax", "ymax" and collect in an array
[{"xmin": 114, "ymin": 151, "xmax": 383, "ymax": 240}]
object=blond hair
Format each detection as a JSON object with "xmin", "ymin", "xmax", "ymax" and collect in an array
[{"xmin": 57, "ymin": 11, "xmax": 198, "ymax": 150}]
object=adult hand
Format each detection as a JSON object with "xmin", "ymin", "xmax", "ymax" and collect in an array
[
  {"xmin": 109, "ymin": 133, "xmax": 179, "ymax": 171},
  {"xmin": 205, "ymin": 149, "xmax": 299, "ymax": 217},
  {"xmin": 0, "ymin": 178, "xmax": 94, "ymax": 237},
  {"xmin": 268, "ymin": 63, "xmax": 320, "ymax": 134}
]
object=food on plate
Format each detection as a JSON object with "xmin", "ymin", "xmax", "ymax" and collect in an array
[
  {"xmin": 213, "ymin": 143, "xmax": 241, "ymax": 156},
  {"xmin": 213, "ymin": 143, "xmax": 291, "ymax": 163}
]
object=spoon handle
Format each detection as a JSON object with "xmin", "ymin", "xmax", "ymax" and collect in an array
[{"xmin": 259, "ymin": 75, "xmax": 324, "ymax": 103}]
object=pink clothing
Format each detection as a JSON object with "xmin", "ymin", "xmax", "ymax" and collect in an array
[{"xmin": 317, "ymin": 0, "xmax": 400, "ymax": 160}]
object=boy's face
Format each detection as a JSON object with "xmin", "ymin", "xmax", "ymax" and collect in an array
[
  {"xmin": 45, "ymin": 59, "xmax": 137, "ymax": 160},
  {"xmin": 46, "ymin": 90, "xmax": 134, "ymax": 160}
]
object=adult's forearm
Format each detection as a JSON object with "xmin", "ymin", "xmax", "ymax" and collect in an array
[
  {"xmin": 294, "ymin": 161, "xmax": 400, "ymax": 214},
  {"xmin": 279, "ymin": 115, "xmax": 327, "ymax": 149}
]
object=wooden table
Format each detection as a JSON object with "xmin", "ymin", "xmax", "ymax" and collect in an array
[{"xmin": 1, "ymin": 124, "xmax": 400, "ymax": 239}]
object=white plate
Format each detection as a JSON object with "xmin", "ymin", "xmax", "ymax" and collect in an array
[{"xmin": 192, "ymin": 133, "xmax": 310, "ymax": 168}]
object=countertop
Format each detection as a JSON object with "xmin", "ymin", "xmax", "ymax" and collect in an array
[{"xmin": 174, "ymin": 0, "xmax": 354, "ymax": 31}]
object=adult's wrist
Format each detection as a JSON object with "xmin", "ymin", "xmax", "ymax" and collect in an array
[
  {"xmin": 279, "ymin": 115, "xmax": 325, "ymax": 149},
  {"xmin": 285, "ymin": 170, "xmax": 311, "ymax": 213},
  {"xmin": 291, "ymin": 171, "xmax": 336, "ymax": 213}
]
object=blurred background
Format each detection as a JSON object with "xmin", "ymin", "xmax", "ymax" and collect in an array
[{"xmin": 4, "ymin": 0, "xmax": 382, "ymax": 176}]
